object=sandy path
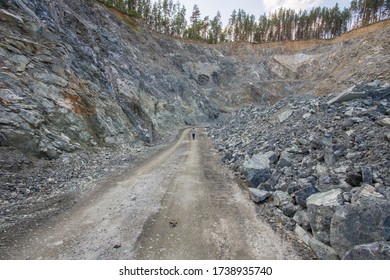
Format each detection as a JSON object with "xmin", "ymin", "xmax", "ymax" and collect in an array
[{"xmin": 1, "ymin": 128, "xmax": 311, "ymax": 259}]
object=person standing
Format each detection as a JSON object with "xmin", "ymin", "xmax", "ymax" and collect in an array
[{"xmin": 192, "ymin": 128, "xmax": 196, "ymax": 140}]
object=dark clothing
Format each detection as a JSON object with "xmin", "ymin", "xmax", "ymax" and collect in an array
[{"xmin": 192, "ymin": 129, "xmax": 196, "ymax": 140}]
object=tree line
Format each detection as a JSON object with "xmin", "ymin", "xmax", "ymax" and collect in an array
[{"xmin": 98, "ymin": 0, "xmax": 390, "ymax": 43}]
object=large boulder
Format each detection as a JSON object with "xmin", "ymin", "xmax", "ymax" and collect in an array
[
  {"xmin": 343, "ymin": 242, "xmax": 390, "ymax": 260},
  {"xmin": 326, "ymin": 81, "xmax": 390, "ymax": 105},
  {"xmin": 307, "ymin": 189, "xmax": 343, "ymax": 245},
  {"xmin": 242, "ymin": 153, "xmax": 272, "ymax": 188},
  {"xmin": 330, "ymin": 185, "xmax": 390, "ymax": 258}
]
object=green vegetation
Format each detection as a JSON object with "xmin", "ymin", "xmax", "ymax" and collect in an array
[{"xmin": 98, "ymin": 0, "xmax": 390, "ymax": 43}]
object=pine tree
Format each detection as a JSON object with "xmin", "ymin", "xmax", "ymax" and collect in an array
[
  {"xmin": 189, "ymin": 4, "xmax": 201, "ymax": 39},
  {"xmin": 171, "ymin": 3, "xmax": 186, "ymax": 37},
  {"xmin": 209, "ymin": 11, "xmax": 222, "ymax": 44}
]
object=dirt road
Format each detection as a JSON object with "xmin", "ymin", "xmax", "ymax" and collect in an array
[{"xmin": 1, "ymin": 128, "xmax": 312, "ymax": 260}]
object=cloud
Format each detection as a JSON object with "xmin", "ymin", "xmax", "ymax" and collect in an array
[{"xmin": 262, "ymin": 0, "xmax": 322, "ymax": 13}]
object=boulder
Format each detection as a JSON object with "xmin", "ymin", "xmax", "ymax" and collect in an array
[
  {"xmin": 277, "ymin": 109, "xmax": 293, "ymax": 123},
  {"xmin": 330, "ymin": 201, "xmax": 390, "ymax": 258},
  {"xmin": 351, "ymin": 183, "xmax": 387, "ymax": 205},
  {"xmin": 277, "ymin": 150, "xmax": 293, "ymax": 168},
  {"xmin": 343, "ymin": 242, "xmax": 390, "ymax": 260},
  {"xmin": 327, "ymin": 82, "xmax": 390, "ymax": 105},
  {"xmin": 307, "ymin": 189, "xmax": 343, "ymax": 245},
  {"xmin": 242, "ymin": 153, "xmax": 272, "ymax": 188},
  {"xmin": 327, "ymin": 86, "xmax": 367, "ymax": 105},
  {"xmin": 294, "ymin": 186, "xmax": 320, "ymax": 208},
  {"xmin": 294, "ymin": 225, "xmax": 339, "ymax": 260},
  {"xmin": 248, "ymin": 188, "xmax": 271, "ymax": 203}
]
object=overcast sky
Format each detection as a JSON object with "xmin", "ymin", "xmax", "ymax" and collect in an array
[{"xmin": 169, "ymin": 0, "xmax": 352, "ymax": 25}]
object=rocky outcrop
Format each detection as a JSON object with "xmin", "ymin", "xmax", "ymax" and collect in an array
[
  {"xmin": 208, "ymin": 81, "xmax": 390, "ymax": 259},
  {"xmin": 0, "ymin": 0, "xmax": 221, "ymax": 159}
]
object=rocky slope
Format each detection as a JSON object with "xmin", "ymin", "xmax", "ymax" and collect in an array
[
  {"xmin": 1, "ymin": 0, "xmax": 390, "ymax": 259},
  {"xmin": 0, "ymin": 0, "xmax": 219, "ymax": 159},
  {"xmin": 208, "ymin": 81, "xmax": 390, "ymax": 259}
]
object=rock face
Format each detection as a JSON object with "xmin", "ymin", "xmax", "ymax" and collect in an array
[
  {"xmin": 208, "ymin": 81, "xmax": 390, "ymax": 259},
  {"xmin": 0, "ymin": 0, "xmax": 219, "ymax": 158}
]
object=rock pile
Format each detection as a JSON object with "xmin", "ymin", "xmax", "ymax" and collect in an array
[
  {"xmin": 207, "ymin": 81, "xmax": 390, "ymax": 259},
  {"xmin": 0, "ymin": 131, "xmax": 178, "ymax": 232}
]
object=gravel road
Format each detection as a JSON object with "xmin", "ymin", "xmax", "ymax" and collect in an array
[{"xmin": 1, "ymin": 129, "xmax": 313, "ymax": 259}]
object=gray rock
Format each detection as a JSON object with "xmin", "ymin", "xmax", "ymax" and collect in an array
[
  {"xmin": 243, "ymin": 154, "xmax": 269, "ymax": 170},
  {"xmin": 308, "ymin": 237, "xmax": 340, "ymax": 260},
  {"xmin": 385, "ymin": 133, "xmax": 390, "ymax": 142},
  {"xmin": 243, "ymin": 154, "xmax": 271, "ymax": 188},
  {"xmin": 263, "ymin": 151, "xmax": 278, "ymax": 164},
  {"xmin": 293, "ymin": 210, "xmax": 311, "ymax": 231},
  {"xmin": 330, "ymin": 201, "xmax": 390, "ymax": 258},
  {"xmin": 0, "ymin": 9, "xmax": 24, "ymax": 24},
  {"xmin": 294, "ymin": 186, "xmax": 320, "ymax": 208},
  {"xmin": 273, "ymin": 190, "xmax": 294, "ymax": 207},
  {"xmin": 273, "ymin": 208, "xmax": 296, "ymax": 231},
  {"xmin": 307, "ymin": 189, "xmax": 343, "ymax": 245},
  {"xmin": 295, "ymin": 225, "xmax": 339, "ymax": 260},
  {"xmin": 280, "ymin": 201, "xmax": 297, "ymax": 218},
  {"xmin": 41, "ymin": 147, "xmax": 59, "ymax": 160},
  {"xmin": 324, "ymin": 148, "xmax": 335, "ymax": 166},
  {"xmin": 277, "ymin": 150, "xmax": 293, "ymax": 168},
  {"xmin": 351, "ymin": 183, "xmax": 386, "ymax": 205},
  {"xmin": 277, "ymin": 109, "xmax": 293, "ymax": 123},
  {"xmin": 327, "ymin": 86, "xmax": 366, "ymax": 105},
  {"xmin": 248, "ymin": 188, "xmax": 271, "ymax": 203},
  {"xmin": 327, "ymin": 82, "xmax": 390, "ymax": 105},
  {"xmin": 342, "ymin": 192, "xmax": 353, "ymax": 203},
  {"xmin": 378, "ymin": 117, "xmax": 390, "ymax": 127},
  {"xmin": 244, "ymin": 168, "xmax": 271, "ymax": 188},
  {"xmin": 343, "ymin": 242, "xmax": 390, "ymax": 260}
]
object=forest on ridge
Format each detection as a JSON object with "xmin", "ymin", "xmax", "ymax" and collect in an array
[{"xmin": 93, "ymin": 1, "xmax": 389, "ymax": 43}]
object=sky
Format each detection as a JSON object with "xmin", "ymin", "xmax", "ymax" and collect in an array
[{"xmin": 171, "ymin": 0, "xmax": 352, "ymax": 25}]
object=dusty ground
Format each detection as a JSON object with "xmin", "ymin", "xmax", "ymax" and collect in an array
[{"xmin": 0, "ymin": 128, "xmax": 314, "ymax": 260}]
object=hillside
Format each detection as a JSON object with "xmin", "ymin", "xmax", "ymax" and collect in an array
[{"xmin": 0, "ymin": 0, "xmax": 389, "ymax": 260}]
